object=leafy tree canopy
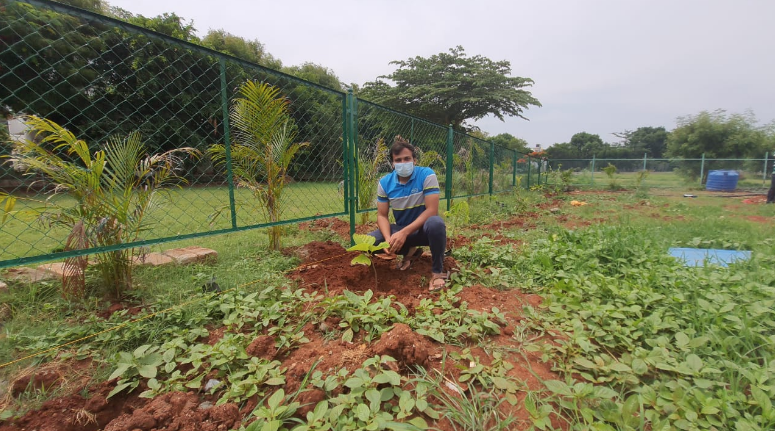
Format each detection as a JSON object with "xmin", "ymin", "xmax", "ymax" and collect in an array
[
  {"xmin": 361, "ymin": 46, "xmax": 541, "ymax": 130},
  {"xmin": 126, "ymin": 12, "xmax": 198, "ymax": 42},
  {"xmin": 666, "ymin": 110, "xmax": 773, "ymax": 159},
  {"xmin": 202, "ymin": 29, "xmax": 282, "ymax": 69},
  {"xmin": 283, "ymin": 62, "xmax": 343, "ymax": 91},
  {"xmin": 57, "ymin": 0, "xmax": 107, "ymax": 13},
  {"xmin": 613, "ymin": 126, "xmax": 668, "ymax": 158},
  {"xmin": 569, "ymin": 132, "xmax": 605, "ymax": 158},
  {"xmin": 490, "ymin": 133, "xmax": 531, "ymax": 154}
]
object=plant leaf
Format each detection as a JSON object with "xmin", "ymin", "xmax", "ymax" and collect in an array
[{"xmin": 351, "ymin": 254, "xmax": 373, "ymax": 266}]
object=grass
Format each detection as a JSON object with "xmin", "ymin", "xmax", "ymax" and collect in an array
[
  {"xmin": 0, "ymin": 182, "xmax": 344, "ymax": 262},
  {"xmin": 565, "ymin": 170, "xmax": 771, "ymax": 190}
]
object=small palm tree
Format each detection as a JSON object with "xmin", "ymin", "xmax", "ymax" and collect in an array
[
  {"xmin": 208, "ymin": 81, "xmax": 308, "ymax": 251},
  {"xmin": 357, "ymin": 138, "xmax": 389, "ymax": 225},
  {"xmin": 8, "ymin": 116, "xmax": 198, "ymax": 298}
]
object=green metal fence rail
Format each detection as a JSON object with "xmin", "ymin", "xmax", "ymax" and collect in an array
[
  {"xmin": 0, "ymin": 0, "xmax": 530, "ymax": 269},
  {"xmin": 547, "ymin": 154, "xmax": 773, "ymax": 191}
]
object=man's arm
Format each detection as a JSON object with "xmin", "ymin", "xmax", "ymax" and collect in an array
[{"xmin": 376, "ymin": 200, "xmax": 393, "ymax": 244}]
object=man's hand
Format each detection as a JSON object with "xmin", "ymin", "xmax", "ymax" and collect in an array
[{"xmin": 388, "ymin": 230, "xmax": 408, "ymax": 254}]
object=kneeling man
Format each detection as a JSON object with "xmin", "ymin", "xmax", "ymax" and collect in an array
[{"xmin": 368, "ymin": 136, "xmax": 448, "ymax": 291}]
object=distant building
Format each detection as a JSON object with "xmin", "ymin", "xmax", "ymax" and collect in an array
[
  {"xmin": 6, "ymin": 116, "xmax": 29, "ymax": 143},
  {"xmin": 5, "ymin": 116, "xmax": 32, "ymax": 173}
]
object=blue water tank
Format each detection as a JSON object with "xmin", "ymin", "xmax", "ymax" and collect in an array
[{"xmin": 705, "ymin": 170, "xmax": 739, "ymax": 191}]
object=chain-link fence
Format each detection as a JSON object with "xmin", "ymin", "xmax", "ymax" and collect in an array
[
  {"xmin": 548, "ymin": 155, "xmax": 773, "ymax": 192},
  {"xmin": 1, "ymin": 0, "xmax": 528, "ymax": 269}
]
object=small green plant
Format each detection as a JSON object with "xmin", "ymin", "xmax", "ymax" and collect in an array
[
  {"xmin": 602, "ymin": 163, "xmax": 618, "ymax": 190},
  {"xmin": 634, "ymin": 169, "xmax": 650, "ymax": 198},
  {"xmin": 107, "ymin": 345, "xmax": 163, "ymax": 398},
  {"xmin": 444, "ymin": 200, "xmax": 470, "ymax": 250},
  {"xmin": 303, "ymin": 355, "xmax": 436, "ymax": 430},
  {"xmin": 455, "ymin": 139, "xmax": 484, "ymax": 196},
  {"xmin": 244, "ymin": 389, "xmax": 301, "ymax": 431},
  {"xmin": 560, "ymin": 168, "xmax": 574, "ymax": 192},
  {"xmin": 326, "ymin": 289, "xmax": 407, "ymax": 343},
  {"xmin": 346, "ymin": 234, "xmax": 389, "ymax": 290}
]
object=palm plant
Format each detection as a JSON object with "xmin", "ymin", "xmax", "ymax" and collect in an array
[
  {"xmin": 8, "ymin": 116, "xmax": 197, "ymax": 298},
  {"xmin": 356, "ymin": 138, "xmax": 388, "ymax": 225},
  {"xmin": 208, "ymin": 81, "xmax": 308, "ymax": 251}
]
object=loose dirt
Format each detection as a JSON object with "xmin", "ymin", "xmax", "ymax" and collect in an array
[{"xmin": 287, "ymin": 240, "xmax": 458, "ymax": 299}]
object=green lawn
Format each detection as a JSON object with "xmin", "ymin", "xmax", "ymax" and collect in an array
[
  {"xmin": 567, "ymin": 170, "xmax": 770, "ymax": 190},
  {"xmin": 0, "ymin": 182, "xmax": 343, "ymax": 263}
]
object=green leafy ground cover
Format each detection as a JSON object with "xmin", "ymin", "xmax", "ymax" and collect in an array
[{"xmin": 1, "ymin": 188, "xmax": 774, "ymax": 430}]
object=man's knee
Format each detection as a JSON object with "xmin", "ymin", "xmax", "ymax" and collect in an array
[
  {"xmin": 367, "ymin": 229, "xmax": 383, "ymax": 241},
  {"xmin": 425, "ymin": 215, "xmax": 446, "ymax": 235}
]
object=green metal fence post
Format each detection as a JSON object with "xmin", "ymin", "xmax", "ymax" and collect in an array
[
  {"xmin": 526, "ymin": 156, "xmax": 531, "ymax": 189},
  {"xmin": 445, "ymin": 124, "xmax": 454, "ymax": 212},
  {"xmin": 347, "ymin": 90, "xmax": 357, "ymax": 245},
  {"xmin": 341, "ymin": 94, "xmax": 349, "ymax": 214},
  {"xmin": 219, "ymin": 58, "xmax": 237, "ymax": 229},
  {"xmin": 643, "ymin": 152, "xmax": 647, "ymax": 171},
  {"xmin": 591, "ymin": 155, "xmax": 596, "ymax": 186},
  {"xmin": 763, "ymin": 152, "xmax": 769, "ymax": 186},
  {"xmin": 488, "ymin": 141, "xmax": 495, "ymax": 196},
  {"xmin": 512, "ymin": 150, "xmax": 517, "ymax": 187},
  {"xmin": 700, "ymin": 153, "xmax": 705, "ymax": 185}
]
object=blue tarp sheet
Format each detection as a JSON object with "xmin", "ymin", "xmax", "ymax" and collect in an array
[{"xmin": 669, "ymin": 248, "xmax": 752, "ymax": 267}]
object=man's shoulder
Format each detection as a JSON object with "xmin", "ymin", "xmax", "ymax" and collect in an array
[
  {"xmin": 416, "ymin": 166, "xmax": 437, "ymax": 178},
  {"xmin": 378, "ymin": 172, "xmax": 395, "ymax": 186}
]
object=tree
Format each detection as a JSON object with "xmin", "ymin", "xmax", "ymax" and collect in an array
[
  {"xmin": 667, "ymin": 110, "xmax": 771, "ymax": 159},
  {"xmin": 361, "ymin": 46, "xmax": 541, "ymax": 130},
  {"xmin": 202, "ymin": 30, "xmax": 282, "ymax": 69},
  {"xmin": 545, "ymin": 142, "xmax": 577, "ymax": 160},
  {"xmin": 613, "ymin": 126, "xmax": 668, "ymax": 158},
  {"xmin": 57, "ymin": 0, "xmax": 107, "ymax": 13},
  {"xmin": 125, "ymin": 12, "xmax": 198, "ymax": 42},
  {"xmin": 569, "ymin": 132, "xmax": 605, "ymax": 158},
  {"xmin": 208, "ymin": 81, "xmax": 308, "ymax": 251},
  {"xmin": 283, "ymin": 62, "xmax": 343, "ymax": 91},
  {"xmin": 1, "ymin": 2, "xmax": 222, "ymax": 158},
  {"xmin": 490, "ymin": 133, "xmax": 530, "ymax": 154},
  {"xmin": 667, "ymin": 110, "xmax": 774, "ymax": 181},
  {"xmin": 280, "ymin": 63, "xmax": 345, "ymax": 180}
]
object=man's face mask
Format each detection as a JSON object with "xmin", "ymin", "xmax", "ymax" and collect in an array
[{"xmin": 394, "ymin": 161, "xmax": 414, "ymax": 178}]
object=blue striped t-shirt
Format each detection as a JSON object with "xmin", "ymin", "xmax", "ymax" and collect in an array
[{"xmin": 376, "ymin": 166, "xmax": 440, "ymax": 226}]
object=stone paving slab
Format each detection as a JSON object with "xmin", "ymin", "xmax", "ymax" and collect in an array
[
  {"xmin": 4, "ymin": 246, "xmax": 217, "ymax": 285},
  {"xmin": 132, "ymin": 252, "xmax": 175, "ymax": 266},
  {"xmin": 2, "ymin": 267, "xmax": 55, "ymax": 283},
  {"xmin": 162, "ymin": 246, "xmax": 218, "ymax": 265}
]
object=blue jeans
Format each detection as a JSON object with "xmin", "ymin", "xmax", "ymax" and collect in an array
[{"xmin": 368, "ymin": 215, "xmax": 446, "ymax": 274}]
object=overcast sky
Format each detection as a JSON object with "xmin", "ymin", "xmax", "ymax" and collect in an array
[{"xmin": 106, "ymin": 0, "xmax": 775, "ymax": 148}]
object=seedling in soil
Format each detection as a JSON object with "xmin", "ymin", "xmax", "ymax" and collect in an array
[{"xmin": 346, "ymin": 234, "xmax": 389, "ymax": 290}]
